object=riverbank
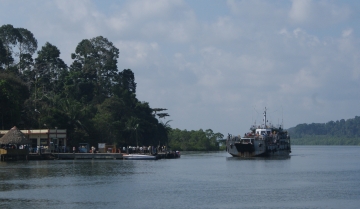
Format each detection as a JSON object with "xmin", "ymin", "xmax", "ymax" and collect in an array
[{"xmin": 1, "ymin": 151, "xmax": 181, "ymax": 161}]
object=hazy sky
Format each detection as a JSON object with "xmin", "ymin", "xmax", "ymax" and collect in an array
[{"xmin": 1, "ymin": 0, "xmax": 359, "ymax": 135}]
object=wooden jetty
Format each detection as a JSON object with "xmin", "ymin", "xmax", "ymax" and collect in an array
[
  {"xmin": 0, "ymin": 149, "xmax": 29, "ymax": 161},
  {"xmin": 56, "ymin": 153, "xmax": 123, "ymax": 160},
  {"xmin": 0, "ymin": 151, "xmax": 180, "ymax": 161},
  {"xmin": 156, "ymin": 151, "xmax": 181, "ymax": 159},
  {"xmin": 28, "ymin": 153, "xmax": 57, "ymax": 160}
]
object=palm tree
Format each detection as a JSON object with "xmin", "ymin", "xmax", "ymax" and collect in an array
[
  {"xmin": 125, "ymin": 117, "xmax": 142, "ymax": 147},
  {"xmin": 159, "ymin": 120, "xmax": 172, "ymax": 147}
]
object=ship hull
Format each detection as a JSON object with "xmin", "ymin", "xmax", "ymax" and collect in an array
[{"xmin": 226, "ymin": 137, "xmax": 291, "ymax": 157}]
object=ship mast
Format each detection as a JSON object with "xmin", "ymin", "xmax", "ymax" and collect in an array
[{"xmin": 263, "ymin": 107, "xmax": 267, "ymax": 127}]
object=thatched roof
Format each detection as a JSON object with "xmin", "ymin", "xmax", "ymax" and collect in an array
[{"xmin": 0, "ymin": 126, "xmax": 31, "ymax": 145}]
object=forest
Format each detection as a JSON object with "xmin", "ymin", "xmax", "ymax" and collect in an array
[
  {"xmin": 288, "ymin": 116, "xmax": 360, "ymax": 145},
  {"xmin": 168, "ymin": 128, "xmax": 223, "ymax": 151},
  {"xmin": 0, "ymin": 24, "xmax": 223, "ymax": 150}
]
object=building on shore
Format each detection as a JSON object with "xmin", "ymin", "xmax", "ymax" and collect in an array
[{"xmin": 0, "ymin": 128, "xmax": 67, "ymax": 152}]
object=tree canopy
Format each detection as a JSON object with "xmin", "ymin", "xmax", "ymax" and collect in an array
[
  {"xmin": 0, "ymin": 24, "xmax": 168, "ymax": 148},
  {"xmin": 0, "ymin": 24, "xmax": 225, "ymax": 150},
  {"xmin": 288, "ymin": 117, "xmax": 360, "ymax": 145},
  {"xmin": 168, "ymin": 128, "xmax": 223, "ymax": 151},
  {"xmin": 0, "ymin": 24, "xmax": 37, "ymax": 74}
]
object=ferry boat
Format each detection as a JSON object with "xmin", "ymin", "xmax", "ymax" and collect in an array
[{"xmin": 226, "ymin": 107, "xmax": 291, "ymax": 157}]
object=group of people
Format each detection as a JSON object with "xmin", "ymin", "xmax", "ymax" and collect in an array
[
  {"xmin": 1, "ymin": 144, "xmax": 18, "ymax": 150},
  {"xmin": 124, "ymin": 145, "xmax": 167, "ymax": 154}
]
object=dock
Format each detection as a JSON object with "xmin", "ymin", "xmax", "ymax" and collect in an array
[
  {"xmin": 1, "ymin": 151, "xmax": 180, "ymax": 161},
  {"xmin": 0, "ymin": 149, "xmax": 28, "ymax": 161},
  {"xmin": 156, "ymin": 152, "xmax": 181, "ymax": 159},
  {"xmin": 55, "ymin": 153, "xmax": 123, "ymax": 160}
]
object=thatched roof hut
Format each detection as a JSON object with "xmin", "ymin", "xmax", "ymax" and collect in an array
[{"xmin": 0, "ymin": 126, "xmax": 31, "ymax": 145}]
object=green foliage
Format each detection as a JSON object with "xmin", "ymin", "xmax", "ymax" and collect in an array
[
  {"xmin": 0, "ymin": 24, "xmax": 37, "ymax": 73},
  {"xmin": 291, "ymin": 135, "xmax": 360, "ymax": 145},
  {"xmin": 0, "ymin": 39, "xmax": 7, "ymax": 69},
  {"xmin": 0, "ymin": 72, "xmax": 29, "ymax": 129},
  {"xmin": 32, "ymin": 42, "xmax": 67, "ymax": 94},
  {"xmin": 16, "ymin": 28, "xmax": 37, "ymax": 73},
  {"xmin": 0, "ymin": 24, "xmax": 19, "ymax": 68},
  {"xmin": 0, "ymin": 24, "xmax": 225, "ymax": 151},
  {"xmin": 0, "ymin": 24, "xmax": 172, "ymax": 149},
  {"xmin": 288, "ymin": 117, "xmax": 360, "ymax": 145},
  {"xmin": 168, "ymin": 128, "xmax": 223, "ymax": 151},
  {"xmin": 69, "ymin": 36, "xmax": 119, "ymax": 104}
]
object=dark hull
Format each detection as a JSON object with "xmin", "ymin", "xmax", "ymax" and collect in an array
[{"xmin": 226, "ymin": 138, "xmax": 291, "ymax": 157}]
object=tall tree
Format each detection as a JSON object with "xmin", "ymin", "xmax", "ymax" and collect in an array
[
  {"xmin": 92, "ymin": 96, "xmax": 125, "ymax": 145},
  {"xmin": 69, "ymin": 36, "xmax": 120, "ymax": 104},
  {"xmin": 0, "ymin": 24, "xmax": 19, "ymax": 69},
  {"xmin": 16, "ymin": 28, "xmax": 37, "ymax": 73},
  {"xmin": 114, "ymin": 69, "xmax": 137, "ymax": 94},
  {"xmin": 33, "ymin": 42, "xmax": 67, "ymax": 94},
  {"xmin": 21, "ymin": 43, "xmax": 67, "ymax": 129},
  {"xmin": 0, "ymin": 72, "xmax": 29, "ymax": 129},
  {"xmin": 0, "ymin": 25, "xmax": 37, "ymax": 73},
  {"xmin": 158, "ymin": 120, "xmax": 172, "ymax": 146},
  {"xmin": 0, "ymin": 39, "xmax": 7, "ymax": 69},
  {"xmin": 125, "ymin": 116, "xmax": 142, "ymax": 147}
]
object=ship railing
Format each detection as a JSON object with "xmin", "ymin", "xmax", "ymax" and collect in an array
[
  {"xmin": 250, "ymin": 124, "xmax": 284, "ymax": 130},
  {"xmin": 229, "ymin": 136, "xmax": 241, "ymax": 142}
]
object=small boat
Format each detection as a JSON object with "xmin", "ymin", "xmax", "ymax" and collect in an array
[{"xmin": 122, "ymin": 154, "xmax": 157, "ymax": 160}]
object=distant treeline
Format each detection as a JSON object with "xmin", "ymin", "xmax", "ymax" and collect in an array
[
  {"xmin": 168, "ymin": 129, "xmax": 223, "ymax": 151},
  {"xmin": 288, "ymin": 116, "xmax": 360, "ymax": 145}
]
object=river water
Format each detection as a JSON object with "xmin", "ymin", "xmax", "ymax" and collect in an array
[{"xmin": 0, "ymin": 146, "xmax": 359, "ymax": 209}]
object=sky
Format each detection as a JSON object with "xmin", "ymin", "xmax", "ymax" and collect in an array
[{"xmin": 1, "ymin": 0, "xmax": 360, "ymax": 136}]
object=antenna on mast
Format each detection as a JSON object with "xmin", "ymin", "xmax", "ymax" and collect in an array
[
  {"xmin": 263, "ymin": 107, "xmax": 267, "ymax": 127},
  {"xmin": 281, "ymin": 106, "xmax": 284, "ymax": 128}
]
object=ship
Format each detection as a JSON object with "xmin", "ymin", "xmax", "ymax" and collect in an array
[{"xmin": 226, "ymin": 107, "xmax": 291, "ymax": 157}]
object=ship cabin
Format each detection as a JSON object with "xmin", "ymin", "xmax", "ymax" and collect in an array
[
  {"xmin": 240, "ymin": 138, "xmax": 254, "ymax": 144},
  {"xmin": 255, "ymin": 128, "xmax": 272, "ymax": 136}
]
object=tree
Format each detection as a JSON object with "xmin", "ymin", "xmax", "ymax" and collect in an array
[
  {"xmin": 0, "ymin": 24, "xmax": 19, "ymax": 69},
  {"xmin": 33, "ymin": 42, "xmax": 67, "ymax": 94},
  {"xmin": 70, "ymin": 36, "xmax": 120, "ymax": 104},
  {"xmin": 158, "ymin": 120, "xmax": 172, "ymax": 146},
  {"xmin": 0, "ymin": 72, "xmax": 29, "ymax": 129},
  {"xmin": 114, "ymin": 69, "xmax": 137, "ymax": 94},
  {"xmin": 0, "ymin": 25, "xmax": 37, "ymax": 73},
  {"xmin": 16, "ymin": 28, "xmax": 37, "ymax": 73},
  {"xmin": 125, "ymin": 117, "xmax": 142, "ymax": 147},
  {"xmin": 0, "ymin": 39, "xmax": 7, "ymax": 69},
  {"xmin": 168, "ymin": 128, "xmax": 223, "ymax": 151},
  {"xmin": 21, "ymin": 42, "xmax": 68, "ymax": 128},
  {"xmin": 58, "ymin": 98, "xmax": 93, "ymax": 146},
  {"xmin": 92, "ymin": 96, "xmax": 125, "ymax": 145}
]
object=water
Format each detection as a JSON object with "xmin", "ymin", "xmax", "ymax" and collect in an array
[{"xmin": 0, "ymin": 146, "xmax": 360, "ymax": 209}]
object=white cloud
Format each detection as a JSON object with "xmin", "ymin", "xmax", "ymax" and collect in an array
[
  {"xmin": 289, "ymin": 0, "xmax": 351, "ymax": 26},
  {"xmin": 342, "ymin": 28, "xmax": 353, "ymax": 38},
  {"xmin": 55, "ymin": 0, "xmax": 94, "ymax": 22},
  {"xmin": 127, "ymin": 0, "xmax": 184, "ymax": 20},
  {"xmin": 289, "ymin": 0, "xmax": 312, "ymax": 23}
]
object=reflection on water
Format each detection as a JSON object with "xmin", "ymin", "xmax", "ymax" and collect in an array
[
  {"xmin": 0, "ymin": 160, "xmax": 138, "ymax": 177},
  {"xmin": 226, "ymin": 156, "xmax": 291, "ymax": 161},
  {"xmin": 0, "ymin": 147, "xmax": 360, "ymax": 209}
]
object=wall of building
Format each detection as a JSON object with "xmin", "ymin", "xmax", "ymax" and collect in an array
[{"xmin": 0, "ymin": 129, "xmax": 67, "ymax": 151}]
